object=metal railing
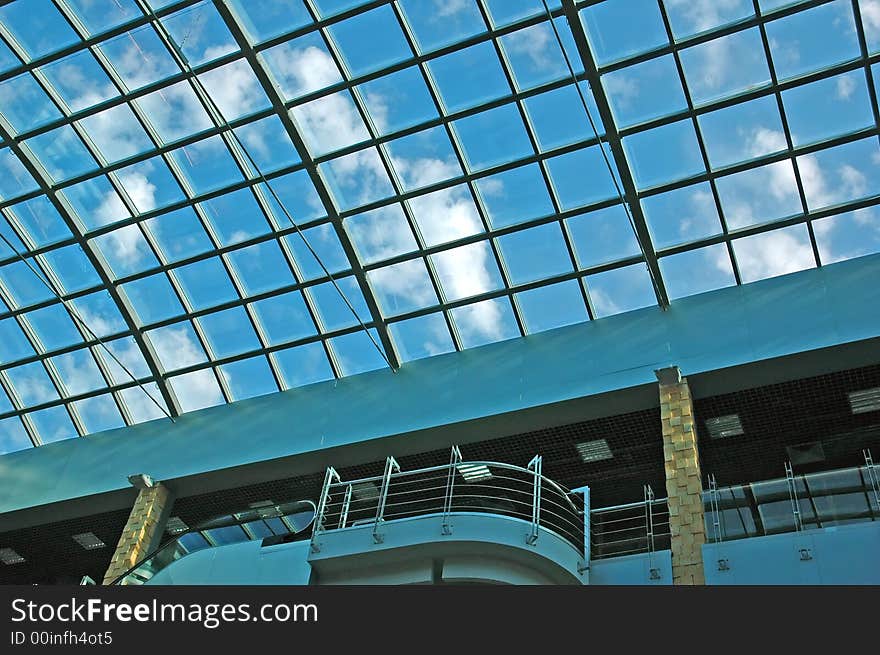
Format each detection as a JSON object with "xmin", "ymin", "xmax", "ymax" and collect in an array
[
  {"xmin": 111, "ymin": 499, "xmax": 316, "ymax": 585},
  {"xmin": 311, "ymin": 449, "xmax": 585, "ymax": 556},
  {"xmin": 589, "ymin": 495, "xmax": 672, "ymax": 560}
]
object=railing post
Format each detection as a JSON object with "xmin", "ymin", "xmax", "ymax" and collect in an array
[
  {"xmin": 571, "ymin": 485, "xmax": 591, "ymax": 576},
  {"xmin": 338, "ymin": 484, "xmax": 353, "ymax": 529},
  {"xmin": 373, "ymin": 456, "xmax": 400, "ymax": 544},
  {"xmin": 645, "ymin": 484, "xmax": 660, "ymax": 580},
  {"xmin": 708, "ymin": 474, "xmax": 723, "ymax": 544},
  {"xmin": 311, "ymin": 466, "xmax": 340, "ymax": 553},
  {"xmin": 784, "ymin": 461, "xmax": 803, "ymax": 532},
  {"xmin": 864, "ymin": 449, "xmax": 880, "ymax": 515},
  {"xmin": 526, "ymin": 455, "xmax": 542, "ymax": 545},
  {"xmin": 442, "ymin": 446, "xmax": 463, "ymax": 535}
]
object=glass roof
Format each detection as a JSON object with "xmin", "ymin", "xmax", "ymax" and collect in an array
[{"xmin": 1, "ymin": 0, "xmax": 879, "ymax": 453}]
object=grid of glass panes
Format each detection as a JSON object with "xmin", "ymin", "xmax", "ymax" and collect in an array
[{"xmin": 1, "ymin": 0, "xmax": 879, "ymax": 454}]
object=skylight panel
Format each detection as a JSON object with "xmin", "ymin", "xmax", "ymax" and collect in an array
[
  {"xmin": 581, "ymin": 0, "xmax": 668, "ymax": 66},
  {"xmin": 39, "ymin": 244, "xmax": 101, "ymax": 294},
  {"xmin": 168, "ymin": 135, "xmax": 244, "ymax": 196},
  {"xmin": 50, "ymin": 348, "xmax": 107, "ymax": 396},
  {"xmin": 345, "ymin": 204, "xmax": 419, "ymax": 265},
  {"xmin": 76, "ymin": 103, "xmax": 155, "ymax": 164},
  {"xmin": 227, "ymin": 0, "xmax": 313, "ymax": 45},
  {"xmin": 367, "ymin": 258, "xmax": 438, "ymax": 317},
  {"xmin": 291, "ymin": 91, "xmax": 371, "ymax": 158},
  {"xmin": 144, "ymin": 207, "xmax": 215, "ymax": 264},
  {"xmin": 97, "ymin": 337, "xmax": 151, "ymax": 384},
  {"xmin": 0, "ymin": 0, "xmax": 80, "ymax": 61},
  {"xmin": 198, "ymin": 188, "xmax": 271, "ymax": 247},
  {"xmin": 59, "ymin": 175, "xmax": 131, "ymax": 231},
  {"xmin": 233, "ymin": 116, "xmax": 300, "ymax": 174},
  {"xmin": 24, "ymin": 125, "xmax": 99, "ymax": 182},
  {"xmin": 659, "ymin": 245, "xmax": 737, "ymax": 300},
  {"xmin": 813, "ymin": 210, "xmax": 880, "ymax": 266},
  {"xmin": 226, "ymin": 241, "xmax": 296, "ymax": 296},
  {"xmin": 475, "ymin": 163, "xmax": 554, "ymax": 230},
  {"xmin": 116, "ymin": 156, "xmax": 186, "ymax": 213},
  {"xmin": 731, "ymin": 223, "xmax": 816, "ymax": 283},
  {"xmin": 263, "ymin": 172, "xmax": 326, "ymax": 227},
  {"xmin": 328, "ymin": 329, "xmax": 387, "ymax": 376},
  {"xmin": 484, "ymin": 0, "xmax": 561, "ymax": 28},
  {"xmin": 397, "ymin": 0, "xmax": 485, "ymax": 54},
  {"xmin": 523, "ymin": 82, "xmax": 598, "ymax": 152},
  {"xmin": 284, "ymin": 224, "xmax": 349, "ymax": 280},
  {"xmin": 220, "ymin": 356, "xmax": 279, "ymax": 401},
  {"xmin": 200, "ymin": 59, "xmax": 271, "ymax": 123},
  {"xmin": 783, "ymin": 71, "xmax": 874, "ymax": 148},
  {"xmin": 585, "ymin": 264, "xmax": 656, "ymax": 318},
  {"xmin": 500, "ymin": 22, "xmax": 570, "ymax": 91},
  {"xmin": 0, "ymin": 73, "xmax": 63, "ymax": 134},
  {"xmin": 69, "ymin": 291, "xmax": 128, "ymax": 339},
  {"xmin": 161, "ymin": 2, "xmax": 238, "ymax": 67},
  {"xmin": 196, "ymin": 306, "xmax": 262, "ymax": 359},
  {"xmin": 451, "ymin": 297, "xmax": 519, "ymax": 349},
  {"xmin": 408, "ymin": 183, "xmax": 483, "ymax": 247},
  {"xmin": 4, "ymin": 196, "xmax": 71, "ymax": 248},
  {"xmin": 665, "ymin": 0, "xmax": 754, "ymax": 39},
  {"xmin": 136, "ymin": 81, "xmax": 213, "ymax": 144},
  {"xmin": 496, "ymin": 222, "xmax": 572, "ymax": 286},
  {"xmin": 0, "ymin": 418, "xmax": 32, "ymax": 455},
  {"xmin": 91, "ymin": 225, "xmax": 159, "ymax": 279},
  {"xmin": 25, "ymin": 303, "xmax": 86, "ymax": 352},
  {"xmin": 715, "ymin": 159, "xmax": 802, "ymax": 230},
  {"xmin": 328, "ymin": 5, "xmax": 413, "ymax": 77},
  {"xmin": 0, "ymin": 260, "xmax": 54, "ymax": 308},
  {"xmin": 603, "ymin": 55, "xmax": 686, "ymax": 127},
  {"xmin": 0, "ymin": 32, "xmax": 20, "ymax": 73},
  {"xmin": 566, "ymin": 204, "xmax": 641, "ymax": 269},
  {"xmin": 5, "ymin": 361, "xmax": 59, "ymax": 406},
  {"xmin": 121, "ymin": 273, "xmax": 186, "ymax": 324},
  {"xmin": 147, "ymin": 322, "xmax": 209, "ymax": 372},
  {"xmin": 453, "ymin": 103, "xmax": 534, "ymax": 172},
  {"xmin": 623, "ymin": 119, "xmax": 704, "ymax": 189},
  {"xmin": 37, "ymin": 49, "xmax": 119, "ymax": 114},
  {"xmin": 169, "ymin": 369, "xmax": 225, "ymax": 413},
  {"xmin": 678, "ymin": 28, "xmax": 770, "ymax": 106},
  {"xmin": 0, "ymin": 317, "xmax": 36, "ymax": 365},
  {"xmin": 431, "ymin": 241, "xmax": 504, "ymax": 303},
  {"xmin": 388, "ymin": 312, "xmax": 455, "ymax": 362},
  {"xmin": 356, "ymin": 66, "xmax": 438, "ymax": 136},
  {"xmin": 798, "ymin": 137, "xmax": 880, "ymax": 212},
  {"xmin": 261, "ymin": 33, "xmax": 343, "ymax": 101},
  {"xmin": 427, "ymin": 42, "xmax": 511, "ymax": 114},
  {"xmin": 318, "ymin": 147, "xmax": 395, "ymax": 211},
  {"xmin": 640, "ymin": 183, "xmax": 723, "ymax": 249},
  {"xmin": 698, "ymin": 96, "xmax": 786, "ymax": 170},
  {"xmin": 516, "ymin": 280, "xmax": 588, "ymax": 334},
  {"xmin": 250, "ymin": 291, "xmax": 317, "ymax": 345},
  {"xmin": 385, "ymin": 126, "xmax": 462, "ymax": 192},
  {"xmin": 64, "ymin": 0, "xmax": 141, "ymax": 37},
  {"xmin": 0, "ymin": 148, "xmax": 39, "ymax": 200},
  {"xmin": 171, "ymin": 257, "xmax": 238, "ymax": 311},
  {"xmin": 272, "ymin": 342, "xmax": 334, "ymax": 389},
  {"xmin": 28, "ymin": 405, "xmax": 78, "ymax": 444},
  {"xmin": 306, "ymin": 276, "xmax": 371, "ymax": 331},
  {"xmin": 97, "ymin": 25, "xmax": 180, "ymax": 91},
  {"xmin": 119, "ymin": 383, "xmax": 168, "ymax": 424},
  {"xmin": 0, "ymin": 216, "xmax": 26, "ymax": 257},
  {"xmin": 545, "ymin": 146, "xmax": 620, "ymax": 210}
]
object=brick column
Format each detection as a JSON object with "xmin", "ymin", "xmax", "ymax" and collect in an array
[
  {"xmin": 657, "ymin": 367, "xmax": 706, "ymax": 585},
  {"xmin": 103, "ymin": 482, "xmax": 173, "ymax": 585}
]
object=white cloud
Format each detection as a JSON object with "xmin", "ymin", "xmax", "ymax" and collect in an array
[
  {"xmin": 199, "ymin": 59, "xmax": 267, "ymax": 121},
  {"xmin": 262, "ymin": 43, "xmax": 342, "ymax": 100},
  {"xmin": 170, "ymin": 369, "xmax": 224, "ymax": 413},
  {"xmin": 436, "ymin": 0, "xmax": 470, "ymax": 18},
  {"xmin": 149, "ymin": 326, "xmax": 205, "ymax": 371},
  {"xmin": 503, "ymin": 23, "xmax": 556, "ymax": 71},
  {"xmin": 836, "ymin": 74, "xmax": 857, "ymax": 100},
  {"xmin": 729, "ymin": 228, "xmax": 814, "ymax": 282}
]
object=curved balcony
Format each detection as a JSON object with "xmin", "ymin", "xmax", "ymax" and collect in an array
[{"xmin": 307, "ymin": 450, "xmax": 588, "ymax": 585}]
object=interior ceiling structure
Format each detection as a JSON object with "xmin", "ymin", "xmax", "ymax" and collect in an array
[{"xmin": 1, "ymin": 0, "xmax": 879, "ymax": 452}]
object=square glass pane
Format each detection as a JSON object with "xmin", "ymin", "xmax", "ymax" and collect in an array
[
  {"xmin": 783, "ymin": 71, "xmax": 874, "ymax": 147},
  {"xmin": 641, "ymin": 182, "xmax": 723, "ymax": 248},
  {"xmin": 388, "ymin": 312, "xmax": 455, "ymax": 362},
  {"xmin": 814, "ymin": 209, "xmax": 880, "ymax": 265},
  {"xmin": 581, "ymin": 0, "xmax": 667, "ymax": 65},
  {"xmin": 516, "ymin": 280, "xmax": 588, "ymax": 334},
  {"xmin": 98, "ymin": 26, "xmax": 180, "ymax": 91},
  {"xmin": 98, "ymin": 336, "xmax": 151, "ymax": 384},
  {"xmin": 766, "ymin": 0, "xmax": 859, "ymax": 81},
  {"xmin": 169, "ymin": 369, "xmax": 225, "ymax": 413},
  {"xmin": 0, "ymin": 73, "xmax": 62, "ymax": 133},
  {"xmin": 197, "ymin": 306, "xmax": 261, "ymax": 359},
  {"xmin": 40, "ymin": 244, "xmax": 101, "ymax": 293},
  {"xmin": 665, "ymin": 0, "xmax": 753, "ymax": 38},
  {"xmin": 328, "ymin": 5, "xmax": 412, "ymax": 76},
  {"xmin": 136, "ymin": 81, "xmax": 213, "ymax": 144},
  {"xmin": 497, "ymin": 222, "xmax": 573, "ymax": 285},
  {"xmin": 233, "ymin": 115, "xmax": 300, "ymax": 174},
  {"xmin": 485, "ymin": 0, "xmax": 561, "ymax": 27},
  {"xmin": 73, "ymin": 394, "xmax": 125, "ymax": 435},
  {"xmin": 624, "ymin": 119, "xmax": 704, "ymax": 188},
  {"xmin": 0, "ymin": 36, "xmax": 17, "ymax": 74},
  {"xmin": 172, "ymin": 257, "xmax": 238, "ymax": 310},
  {"xmin": 60, "ymin": 176, "xmax": 130, "ymax": 231},
  {"xmin": 732, "ymin": 223, "xmax": 815, "ymax": 283},
  {"xmin": 409, "ymin": 184, "xmax": 483, "ymax": 246},
  {"xmin": 604, "ymin": 55, "xmax": 687, "ymax": 127},
  {"xmin": 660, "ymin": 244, "xmax": 737, "ymax": 300},
  {"xmin": 77, "ymin": 103, "xmax": 154, "ymax": 164},
  {"xmin": 798, "ymin": 137, "xmax": 880, "ymax": 211},
  {"xmin": 273, "ymin": 342, "xmax": 334, "ymax": 389},
  {"xmin": 585, "ymin": 264, "xmax": 656, "ymax": 318},
  {"xmin": 427, "ymin": 42, "xmax": 510, "ymax": 114},
  {"xmin": 679, "ymin": 28, "xmax": 771, "ymax": 105},
  {"xmin": 220, "ymin": 356, "xmax": 278, "ymax": 401},
  {"xmin": 285, "ymin": 223, "xmax": 349, "ymax": 280},
  {"xmin": 431, "ymin": 241, "xmax": 504, "ymax": 302},
  {"xmin": 29, "ymin": 406, "xmax": 78, "ymax": 444},
  {"xmin": 69, "ymin": 290, "xmax": 127, "ymax": 338},
  {"xmin": 476, "ymin": 163, "xmax": 554, "ymax": 229},
  {"xmin": 0, "ymin": 260, "xmax": 54, "ymax": 307},
  {"xmin": 50, "ymin": 348, "xmax": 106, "ymax": 396},
  {"xmin": 699, "ymin": 96, "xmax": 786, "ymax": 169},
  {"xmin": 119, "ymin": 383, "xmax": 168, "ymax": 423},
  {"xmin": 38, "ymin": 50, "xmax": 119, "ymax": 113},
  {"xmin": 546, "ymin": 145, "xmax": 620, "ymax": 210},
  {"xmin": 199, "ymin": 59, "xmax": 271, "ymax": 122},
  {"xmin": 500, "ymin": 22, "xmax": 570, "ymax": 91},
  {"xmin": 368, "ymin": 258, "xmax": 438, "ymax": 316},
  {"xmin": 398, "ymin": 0, "xmax": 485, "ymax": 54},
  {"xmin": 328, "ymin": 328, "xmax": 387, "ymax": 376},
  {"xmin": 306, "ymin": 276, "xmax": 370, "ymax": 331},
  {"xmin": 386, "ymin": 126, "xmax": 462, "ymax": 192},
  {"xmin": 147, "ymin": 321, "xmax": 208, "ymax": 371},
  {"xmin": 345, "ymin": 204, "xmax": 418, "ymax": 265},
  {"xmin": 6, "ymin": 196, "xmax": 71, "ymax": 248},
  {"xmin": 262, "ymin": 172, "xmax": 326, "ymax": 228},
  {"xmin": 198, "ymin": 188, "xmax": 271, "ymax": 247},
  {"xmin": 169, "ymin": 135, "xmax": 243, "ymax": 196},
  {"xmin": 524, "ymin": 82, "xmax": 599, "ymax": 152},
  {"xmin": 25, "ymin": 125, "xmax": 99, "ymax": 182},
  {"xmin": 716, "ymin": 159, "xmax": 802, "ymax": 229},
  {"xmin": 145, "ymin": 207, "xmax": 214, "ymax": 263},
  {"xmin": 451, "ymin": 297, "xmax": 519, "ymax": 349},
  {"xmin": 116, "ymin": 156, "xmax": 185, "ymax": 213},
  {"xmin": 251, "ymin": 291, "xmax": 317, "ymax": 345},
  {"xmin": 25, "ymin": 303, "xmax": 83, "ymax": 351},
  {"xmin": 65, "ymin": 0, "xmax": 140, "ymax": 36},
  {"xmin": 291, "ymin": 91, "xmax": 370, "ymax": 157},
  {"xmin": 0, "ymin": 317, "xmax": 36, "ymax": 364},
  {"xmin": 0, "ymin": 0, "xmax": 79, "ymax": 60},
  {"xmin": 6, "ymin": 362, "xmax": 59, "ymax": 406},
  {"xmin": 226, "ymin": 240, "xmax": 295, "ymax": 296},
  {"xmin": 453, "ymin": 104, "xmax": 533, "ymax": 172},
  {"xmin": 357, "ymin": 66, "xmax": 438, "ymax": 135},
  {"xmin": 227, "ymin": 0, "xmax": 312, "ymax": 44},
  {"xmin": 0, "ymin": 417, "xmax": 32, "ymax": 454},
  {"xmin": 262, "ymin": 33, "xmax": 343, "ymax": 101},
  {"xmin": 567, "ymin": 204, "xmax": 642, "ymax": 268},
  {"xmin": 91, "ymin": 225, "xmax": 159, "ymax": 278},
  {"xmin": 162, "ymin": 2, "xmax": 238, "ymax": 66},
  {"xmin": 319, "ymin": 147, "xmax": 395, "ymax": 211},
  {"xmin": 0, "ymin": 149, "xmax": 38, "ymax": 200},
  {"xmin": 121, "ymin": 273, "xmax": 185, "ymax": 324}
]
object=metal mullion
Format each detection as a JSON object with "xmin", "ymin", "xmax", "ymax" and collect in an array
[
  {"xmin": 18, "ymin": 411, "xmax": 44, "ymax": 447},
  {"xmin": 852, "ymin": 0, "xmax": 880, "ymax": 133},
  {"xmin": 0, "ymin": 0, "xmax": 201, "ymax": 84},
  {"xmin": 0, "ymin": 372, "xmax": 38, "ymax": 446},
  {"xmin": 560, "ymin": 0, "xmax": 669, "ymax": 308},
  {"xmin": 750, "ymin": 0, "xmax": 821, "ymax": 269},
  {"xmin": 87, "ymin": 342, "xmax": 136, "ymax": 427},
  {"xmin": 656, "ymin": 1, "xmax": 742, "ymax": 286},
  {"xmin": 214, "ymin": 0, "xmax": 398, "ymax": 372}
]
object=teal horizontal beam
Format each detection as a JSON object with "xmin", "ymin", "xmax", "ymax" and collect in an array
[{"xmin": 1, "ymin": 254, "xmax": 879, "ymax": 517}]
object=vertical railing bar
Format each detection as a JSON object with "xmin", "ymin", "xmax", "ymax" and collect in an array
[
  {"xmin": 527, "ymin": 455, "xmax": 542, "ymax": 545},
  {"xmin": 338, "ymin": 484, "xmax": 353, "ymax": 529},
  {"xmin": 785, "ymin": 461, "xmax": 803, "ymax": 533},
  {"xmin": 442, "ymin": 445, "xmax": 463, "ymax": 535},
  {"xmin": 311, "ymin": 466, "xmax": 340, "ymax": 553},
  {"xmin": 864, "ymin": 449, "xmax": 880, "ymax": 517},
  {"xmin": 373, "ymin": 456, "xmax": 400, "ymax": 544}
]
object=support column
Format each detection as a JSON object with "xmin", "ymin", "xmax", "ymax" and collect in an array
[
  {"xmin": 657, "ymin": 367, "xmax": 705, "ymax": 585},
  {"xmin": 102, "ymin": 479, "xmax": 173, "ymax": 585}
]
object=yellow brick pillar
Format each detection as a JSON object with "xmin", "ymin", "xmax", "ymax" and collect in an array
[
  {"xmin": 103, "ymin": 479, "xmax": 173, "ymax": 585},
  {"xmin": 657, "ymin": 366, "xmax": 705, "ymax": 585}
]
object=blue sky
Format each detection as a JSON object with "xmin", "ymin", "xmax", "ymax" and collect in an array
[{"xmin": 1, "ymin": 0, "xmax": 879, "ymax": 452}]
